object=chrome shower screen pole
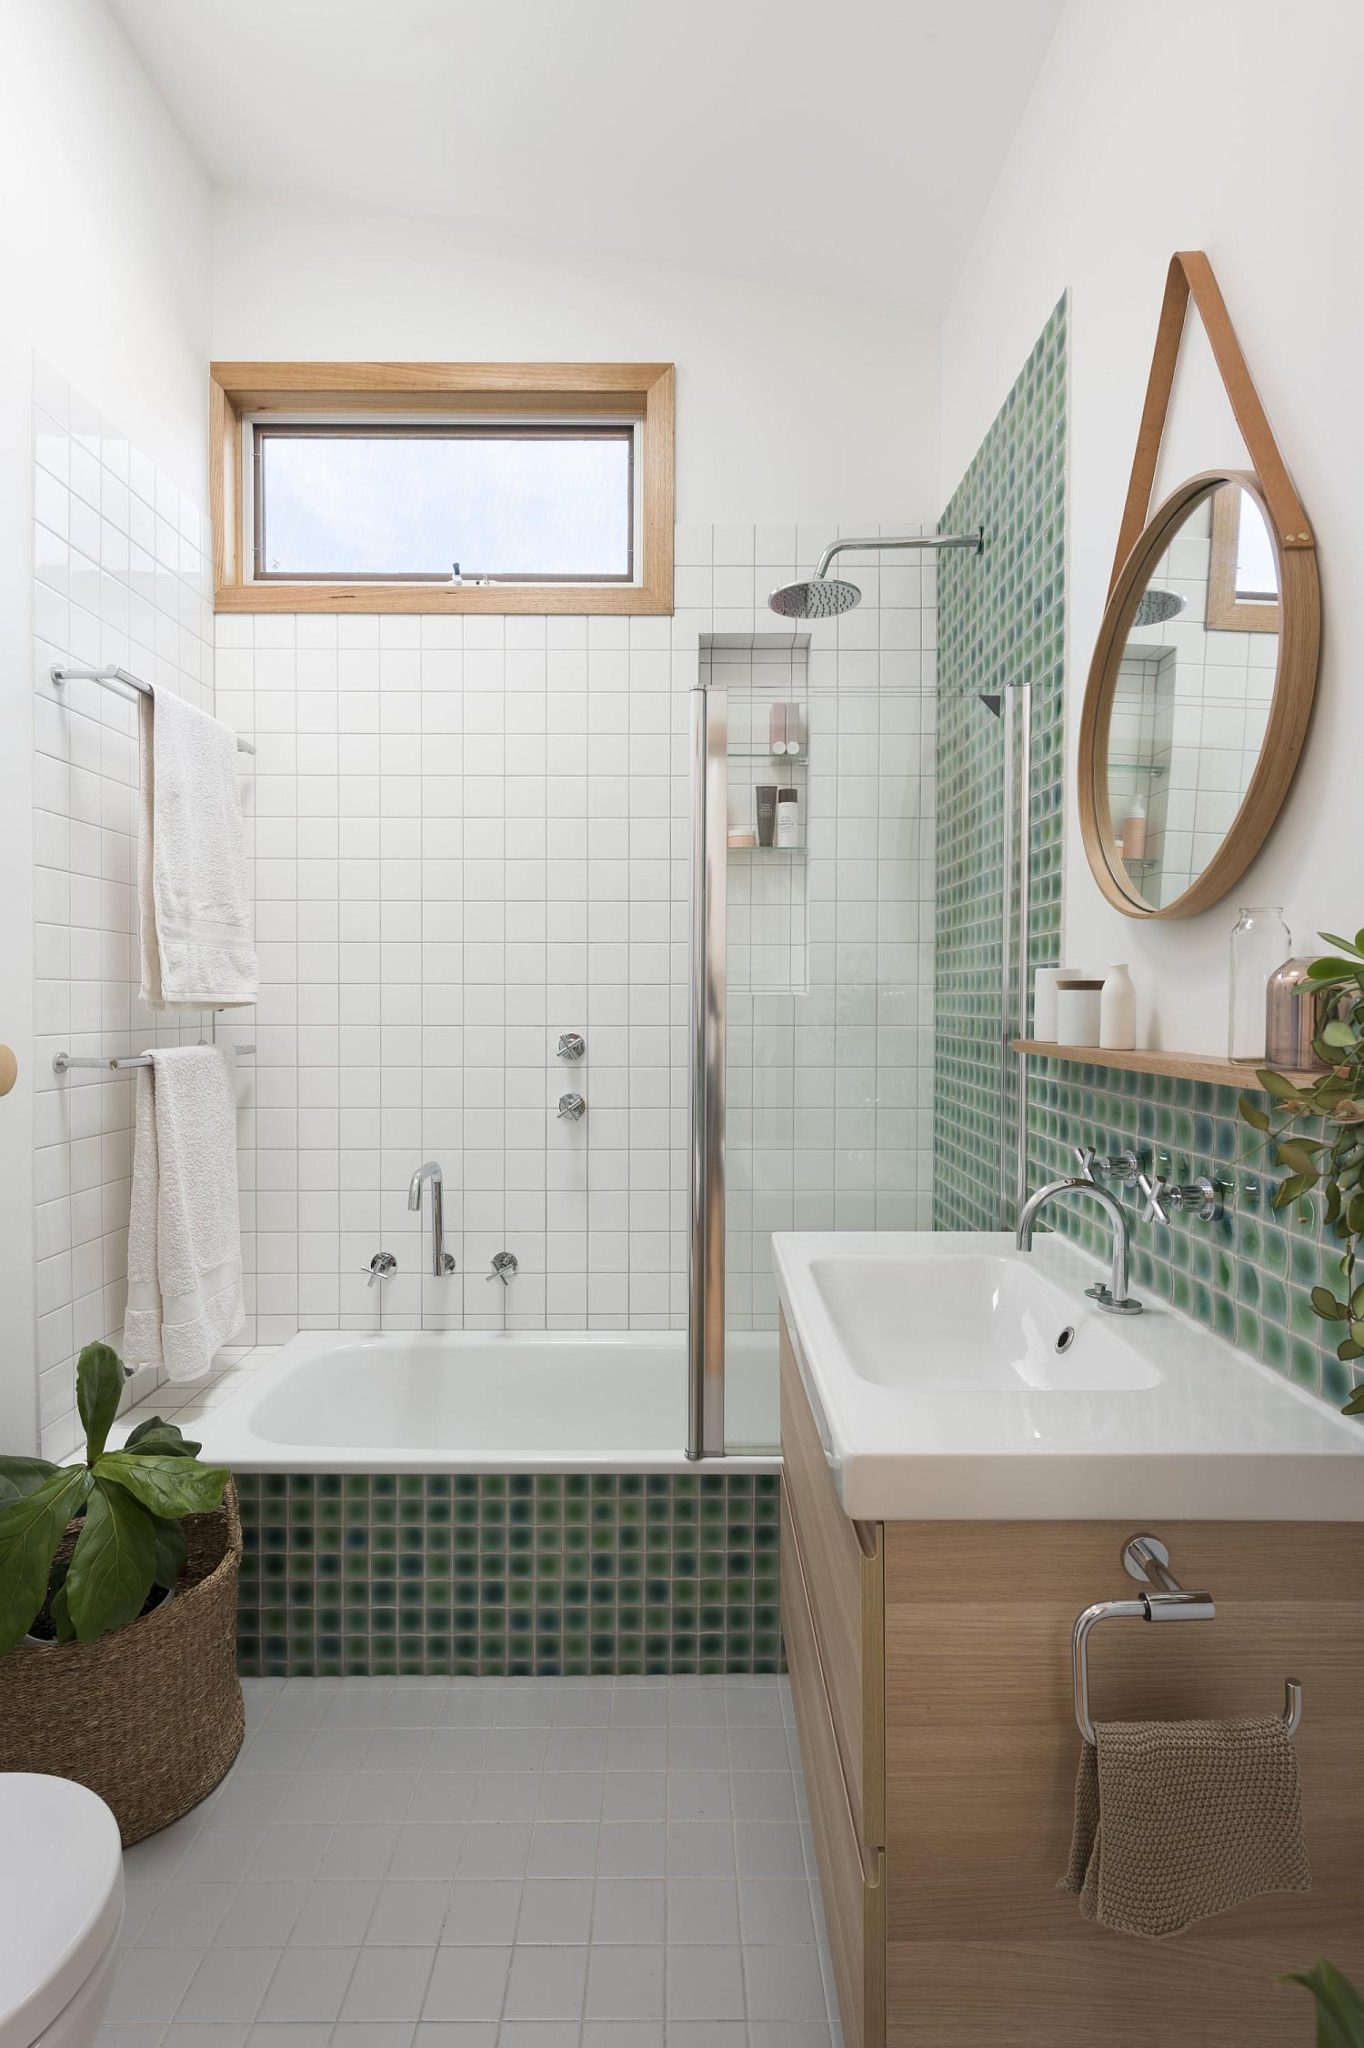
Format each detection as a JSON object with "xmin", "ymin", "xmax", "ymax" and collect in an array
[{"xmin": 687, "ymin": 681, "xmax": 727, "ymax": 1459}]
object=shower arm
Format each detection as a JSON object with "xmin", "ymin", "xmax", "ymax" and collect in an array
[{"xmin": 811, "ymin": 528, "xmax": 984, "ymax": 580}]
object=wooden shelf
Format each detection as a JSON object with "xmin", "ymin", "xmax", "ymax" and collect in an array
[{"xmin": 1013, "ymin": 1040, "xmax": 1319, "ymax": 1092}]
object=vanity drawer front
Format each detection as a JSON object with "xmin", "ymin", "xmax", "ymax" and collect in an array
[
  {"xmin": 783, "ymin": 1484, "xmax": 886, "ymax": 2048},
  {"xmin": 780, "ymin": 1308, "xmax": 885, "ymax": 1849}
]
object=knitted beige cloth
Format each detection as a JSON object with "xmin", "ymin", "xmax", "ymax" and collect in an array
[{"xmin": 1060, "ymin": 1715, "xmax": 1310, "ymax": 1938}]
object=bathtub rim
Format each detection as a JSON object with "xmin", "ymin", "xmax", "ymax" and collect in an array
[{"xmin": 111, "ymin": 1328, "xmax": 782, "ymax": 1476}]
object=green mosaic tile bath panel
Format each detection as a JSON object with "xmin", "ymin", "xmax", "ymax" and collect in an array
[
  {"xmin": 235, "ymin": 1471, "xmax": 782, "ymax": 1678},
  {"xmin": 934, "ymin": 297, "xmax": 1068, "ymax": 1231},
  {"xmin": 1027, "ymin": 1056, "xmax": 1363, "ymax": 1411}
]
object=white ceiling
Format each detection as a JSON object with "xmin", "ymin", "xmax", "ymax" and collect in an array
[{"xmin": 108, "ymin": 0, "xmax": 1064, "ymax": 315}]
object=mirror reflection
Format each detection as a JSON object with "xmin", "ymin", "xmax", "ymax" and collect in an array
[{"xmin": 1104, "ymin": 482, "xmax": 1280, "ymax": 909}]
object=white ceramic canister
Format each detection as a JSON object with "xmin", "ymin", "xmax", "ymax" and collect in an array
[
  {"xmin": 1033, "ymin": 965, "xmax": 1078, "ymax": 1042},
  {"xmin": 1055, "ymin": 977, "xmax": 1104, "ymax": 1046},
  {"xmin": 1099, "ymin": 964, "xmax": 1136, "ymax": 1050}
]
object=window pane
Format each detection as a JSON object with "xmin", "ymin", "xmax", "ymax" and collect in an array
[
  {"xmin": 256, "ymin": 428, "xmax": 633, "ymax": 580},
  {"xmin": 1235, "ymin": 491, "xmax": 1278, "ymax": 602}
]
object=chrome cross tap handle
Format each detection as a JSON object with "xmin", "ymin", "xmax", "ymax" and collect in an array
[
  {"xmin": 557, "ymin": 1092, "xmax": 586, "ymax": 1121},
  {"xmin": 1140, "ymin": 1171, "xmax": 1225, "ymax": 1225},
  {"xmin": 1075, "ymin": 1146, "xmax": 1142, "ymax": 1187},
  {"xmin": 486, "ymin": 1251, "xmax": 518, "ymax": 1285},
  {"xmin": 556, "ymin": 1032, "xmax": 586, "ymax": 1061},
  {"xmin": 366, "ymin": 1252, "xmax": 397, "ymax": 1289}
]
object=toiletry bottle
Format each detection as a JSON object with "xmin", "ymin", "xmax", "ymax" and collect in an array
[
  {"xmin": 775, "ymin": 786, "xmax": 800, "ymax": 849},
  {"xmin": 755, "ymin": 785, "xmax": 777, "ymax": 848},
  {"xmin": 1120, "ymin": 793, "xmax": 1148, "ymax": 861},
  {"xmin": 1033, "ymin": 965, "xmax": 1078, "ymax": 1042},
  {"xmin": 768, "ymin": 702, "xmax": 787, "ymax": 755},
  {"xmin": 785, "ymin": 702, "xmax": 804, "ymax": 757},
  {"xmin": 1099, "ymin": 964, "xmax": 1136, "ymax": 1050}
]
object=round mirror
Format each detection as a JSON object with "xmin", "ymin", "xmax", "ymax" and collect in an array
[{"xmin": 1078, "ymin": 471, "xmax": 1320, "ymax": 918}]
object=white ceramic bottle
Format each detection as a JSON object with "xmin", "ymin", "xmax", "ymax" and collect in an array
[{"xmin": 1099, "ymin": 963, "xmax": 1136, "ymax": 1050}]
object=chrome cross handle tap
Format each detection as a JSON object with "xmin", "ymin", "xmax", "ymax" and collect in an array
[
  {"xmin": 486, "ymin": 1251, "xmax": 518, "ymax": 1285},
  {"xmin": 1075, "ymin": 1146, "xmax": 1142, "ymax": 1187},
  {"xmin": 557, "ymin": 1092, "xmax": 586, "ymax": 1122},
  {"xmin": 557, "ymin": 1032, "xmax": 586, "ymax": 1061},
  {"xmin": 1140, "ymin": 1171, "xmax": 1225, "ymax": 1225},
  {"xmin": 366, "ymin": 1252, "xmax": 397, "ymax": 1289}
]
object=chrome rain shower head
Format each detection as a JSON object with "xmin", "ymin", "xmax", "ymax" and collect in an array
[
  {"xmin": 767, "ymin": 527, "xmax": 984, "ymax": 619},
  {"xmin": 1132, "ymin": 587, "xmax": 1185, "ymax": 626},
  {"xmin": 767, "ymin": 575, "xmax": 861, "ymax": 619}
]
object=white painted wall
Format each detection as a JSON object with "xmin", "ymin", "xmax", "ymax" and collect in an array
[
  {"xmin": 0, "ymin": 0, "xmax": 210, "ymax": 1451},
  {"xmin": 940, "ymin": 0, "xmax": 1364, "ymax": 1054},
  {"xmin": 210, "ymin": 191, "xmax": 941, "ymax": 528}
]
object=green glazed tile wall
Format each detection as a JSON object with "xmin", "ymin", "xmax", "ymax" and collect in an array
[
  {"xmin": 934, "ymin": 297, "xmax": 1068, "ymax": 1230},
  {"xmin": 1027, "ymin": 1056, "xmax": 1362, "ymax": 1411},
  {"xmin": 235, "ymin": 1471, "xmax": 782, "ymax": 1678}
]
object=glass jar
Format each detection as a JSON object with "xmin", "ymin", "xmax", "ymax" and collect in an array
[{"xmin": 1228, "ymin": 905, "xmax": 1292, "ymax": 1061}]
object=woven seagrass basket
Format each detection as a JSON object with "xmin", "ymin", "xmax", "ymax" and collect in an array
[{"xmin": 0, "ymin": 1480, "xmax": 244, "ymax": 1844}]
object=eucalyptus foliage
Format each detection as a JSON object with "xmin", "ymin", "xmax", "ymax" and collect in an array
[
  {"xmin": 1238, "ymin": 928, "xmax": 1364, "ymax": 1416},
  {"xmin": 1284, "ymin": 1960, "xmax": 1364, "ymax": 2048},
  {"xmin": 0, "ymin": 1341, "xmax": 229, "ymax": 1656}
]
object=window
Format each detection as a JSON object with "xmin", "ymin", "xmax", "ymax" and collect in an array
[
  {"xmin": 210, "ymin": 362, "xmax": 674, "ymax": 614},
  {"xmin": 1207, "ymin": 481, "xmax": 1280, "ymax": 633}
]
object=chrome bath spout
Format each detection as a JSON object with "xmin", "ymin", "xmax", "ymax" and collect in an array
[{"xmin": 407, "ymin": 1161, "xmax": 455, "ymax": 1278}]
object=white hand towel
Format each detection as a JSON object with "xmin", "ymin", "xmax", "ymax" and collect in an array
[
  {"xmin": 124, "ymin": 1046, "xmax": 246, "ymax": 1382},
  {"xmin": 138, "ymin": 686, "xmax": 258, "ymax": 1009}
]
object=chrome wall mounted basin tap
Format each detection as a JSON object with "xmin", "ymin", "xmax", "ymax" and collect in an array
[
  {"xmin": 366, "ymin": 1252, "xmax": 397, "ymax": 1290},
  {"xmin": 486, "ymin": 1251, "xmax": 518, "ymax": 1286},
  {"xmin": 1016, "ymin": 1176, "xmax": 1143, "ymax": 1315},
  {"xmin": 407, "ymin": 1161, "xmax": 456, "ymax": 1278}
]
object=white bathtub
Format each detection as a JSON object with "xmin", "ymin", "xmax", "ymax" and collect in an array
[{"xmin": 124, "ymin": 1329, "xmax": 780, "ymax": 1473}]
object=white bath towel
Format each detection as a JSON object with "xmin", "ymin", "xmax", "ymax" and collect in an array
[
  {"xmin": 124, "ymin": 1046, "xmax": 246, "ymax": 1382},
  {"xmin": 138, "ymin": 685, "xmax": 258, "ymax": 1009}
]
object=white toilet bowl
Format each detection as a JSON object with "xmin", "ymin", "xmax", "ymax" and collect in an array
[{"xmin": 0, "ymin": 1775, "xmax": 124, "ymax": 2048}]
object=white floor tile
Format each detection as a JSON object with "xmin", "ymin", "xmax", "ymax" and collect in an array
[{"xmin": 111, "ymin": 1679, "xmax": 832, "ymax": 2041}]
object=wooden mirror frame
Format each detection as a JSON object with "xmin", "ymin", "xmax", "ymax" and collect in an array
[
  {"xmin": 1077, "ymin": 252, "xmax": 1321, "ymax": 920},
  {"xmin": 1078, "ymin": 469, "xmax": 1319, "ymax": 919}
]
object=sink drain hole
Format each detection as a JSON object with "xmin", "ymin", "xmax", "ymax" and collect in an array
[{"xmin": 1055, "ymin": 1326, "xmax": 1076, "ymax": 1353}]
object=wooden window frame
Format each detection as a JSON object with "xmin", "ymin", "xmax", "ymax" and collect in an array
[
  {"xmin": 1207, "ymin": 480, "xmax": 1281, "ymax": 633},
  {"xmin": 210, "ymin": 361, "xmax": 674, "ymax": 614}
]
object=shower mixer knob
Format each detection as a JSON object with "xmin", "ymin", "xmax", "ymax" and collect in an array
[
  {"xmin": 556, "ymin": 1032, "xmax": 586, "ymax": 1061},
  {"xmin": 557, "ymin": 1092, "xmax": 586, "ymax": 1122}
]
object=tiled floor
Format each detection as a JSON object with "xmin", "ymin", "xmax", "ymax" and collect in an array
[{"xmin": 103, "ymin": 1677, "xmax": 840, "ymax": 2048}]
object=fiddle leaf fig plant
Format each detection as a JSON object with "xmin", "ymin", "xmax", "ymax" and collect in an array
[
  {"xmin": 1284, "ymin": 1960, "xmax": 1364, "ymax": 2048},
  {"xmin": 1238, "ymin": 928, "xmax": 1364, "ymax": 1416},
  {"xmin": 0, "ymin": 1340, "xmax": 229, "ymax": 1656}
]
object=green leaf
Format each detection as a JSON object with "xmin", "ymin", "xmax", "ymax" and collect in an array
[
  {"xmin": 1278, "ymin": 1139, "xmax": 1325, "ymax": 1175},
  {"xmin": 1351, "ymin": 1284, "xmax": 1364, "ymax": 1319},
  {"xmin": 76, "ymin": 1342, "xmax": 125, "ymax": 1463},
  {"xmin": 1308, "ymin": 955, "xmax": 1363, "ymax": 981},
  {"xmin": 1343, "ymin": 1381, "xmax": 1364, "ymax": 1412},
  {"xmin": 94, "ymin": 1451, "xmax": 228, "ymax": 1519},
  {"xmin": 1282, "ymin": 1958, "xmax": 1364, "ymax": 2048},
  {"xmin": 1323, "ymin": 1019, "xmax": 1359, "ymax": 1050},
  {"xmin": 150, "ymin": 1513, "xmax": 188, "ymax": 1591},
  {"xmin": 1317, "ymin": 932, "xmax": 1364, "ymax": 959},
  {"xmin": 122, "ymin": 1417, "xmax": 202, "ymax": 1458},
  {"xmin": 1273, "ymin": 1172, "xmax": 1314, "ymax": 1210},
  {"xmin": 1259, "ymin": 1068, "xmax": 1307, "ymax": 1101},
  {"xmin": 0, "ymin": 1467, "xmax": 89, "ymax": 1656},
  {"xmin": 1239, "ymin": 1094, "xmax": 1271, "ymax": 1132},
  {"xmin": 0, "ymin": 1455, "xmax": 59, "ymax": 1507},
  {"xmin": 65, "ymin": 1481, "xmax": 157, "ymax": 1643},
  {"xmin": 1311, "ymin": 1287, "xmax": 1350, "ymax": 1322},
  {"xmin": 1349, "ymin": 1193, "xmax": 1364, "ymax": 1236}
]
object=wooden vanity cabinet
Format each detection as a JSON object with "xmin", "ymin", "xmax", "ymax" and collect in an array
[{"xmin": 779, "ymin": 1308, "xmax": 1364, "ymax": 2048}]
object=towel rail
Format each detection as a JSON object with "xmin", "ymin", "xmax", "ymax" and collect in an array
[
  {"xmin": 50, "ymin": 665, "xmax": 256, "ymax": 756},
  {"xmin": 54, "ymin": 1046, "xmax": 254, "ymax": 1073},
  {"xmin": 1072, "ymin": 1531, "xmax": 1303, "ymax": 1744}
]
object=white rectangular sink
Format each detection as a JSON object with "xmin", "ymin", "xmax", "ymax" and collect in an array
[{"xmin": 773, "ymin": 1231, "xmax": 1364, "ymax": 1521}]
